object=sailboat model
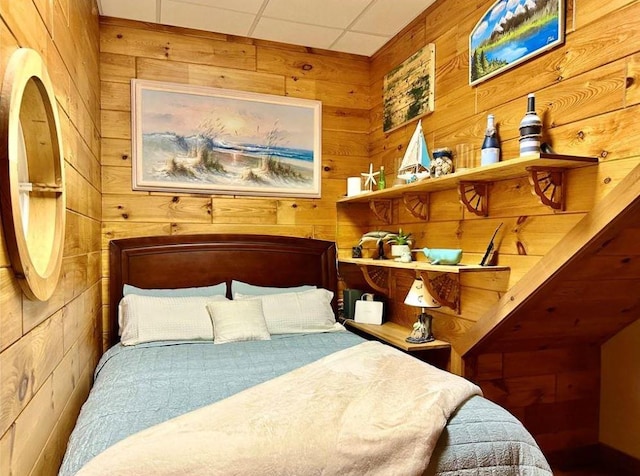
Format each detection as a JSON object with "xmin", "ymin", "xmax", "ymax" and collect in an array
[{"xmin": 397, "ymin": 120, "xmax": 431, "ymax": 182}]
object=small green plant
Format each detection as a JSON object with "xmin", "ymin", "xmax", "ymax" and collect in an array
[{"xmin": 388, "ymin": 229, "xmax": 412, "ymax": 246}]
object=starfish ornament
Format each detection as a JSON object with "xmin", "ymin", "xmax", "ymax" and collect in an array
[{"xmin": 361, "ymin": 163, "xmax": 380, "ymax": 191}]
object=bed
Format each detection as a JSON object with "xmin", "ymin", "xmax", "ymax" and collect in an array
[{"xmin": 59, "ymin": 234, "xmax": 551, "ymax": 475}]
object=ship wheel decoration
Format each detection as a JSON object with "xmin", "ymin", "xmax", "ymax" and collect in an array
[
  {"xmin": 458, "ymin": 182, "xmax": 488, "ymax": 217},
  {"xmin": 402, "ymin": 193, "xmax": 429, "ymax": 220},
  {"xmin": 369, "ymin": 199, "xmax": 392, "ymax": 224},
  {"xmin": 420, "ymin": 272, "xmax": 460, "ymax": 313},
  {"xmin": 357, "ymin": 264, "xmax": 389, "ymax": 294},
  {"xmin": 527, "ymin": 167, "xmax": 565, "ymax": 211}
]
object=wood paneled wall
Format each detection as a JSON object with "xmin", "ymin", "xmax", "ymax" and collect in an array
[
  {"xmin": 0, "ymin": 1, "xmax": 102, "ymax": 475},
  {"xmin": 352, "ymin": 0, "xmax": 640, "ymax": 458},
  {"xmin": 0, "ymin": 0, "xmax": 625, "ymax": 471},
  {"xmin": 98, "ymin": 17, "xmax": 372, "ymax": 344}
]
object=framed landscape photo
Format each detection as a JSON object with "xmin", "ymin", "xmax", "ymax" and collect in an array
[
  {"xmin": 469, "ymin": 0, "xmax": 564, "ymax": 86},
  {"xmin": 131, "ymin": 80, "xmax": 322, "ymax": 198},
  {"xmin": 383, "ymin": 44, "xmax": 435, "ymax": 133}
]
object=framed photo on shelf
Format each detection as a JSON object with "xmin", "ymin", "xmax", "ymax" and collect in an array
[
  {"xmin": 469, "ymin": 0, "xmax": 565, "ymax": 86},
  {"xmin": 131, "ymin": 79, "xmax": 322, "ymax": 198}
]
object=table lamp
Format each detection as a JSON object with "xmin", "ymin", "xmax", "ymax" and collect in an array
[{"xmin": 404, "ymin": 278, "xmax": 440, "ymax": 343}]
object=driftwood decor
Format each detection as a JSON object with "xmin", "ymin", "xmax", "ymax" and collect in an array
[
  {"xmin": 0, "ymin": 48, "xmax": 65, "ymax": 301},
  {"xmin": 383, "ymin": 44, "xmax": 435, "ymax": 132}
]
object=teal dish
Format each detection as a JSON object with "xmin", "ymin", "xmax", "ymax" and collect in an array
[{"xmin": 421, "ymin": 248, "xmax": 463, "ymax": 265}]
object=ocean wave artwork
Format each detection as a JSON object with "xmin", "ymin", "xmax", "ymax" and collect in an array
[{"xmin": 132, "ymin": 80, "xmax": 322, "ymax": 198}]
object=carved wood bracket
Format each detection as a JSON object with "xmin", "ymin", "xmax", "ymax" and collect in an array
[
  {"xmin": 402, "ymin": 192, "xmax": 429, "ymax": 220},
  {"xmin": 458, "ymin": 182, "xmax": 489, "ymax": 217},
  {"xmin": 357, "ymin": 264, "xmax": 389, "ymax": 294},
  {"xmin": 419, "ymin": 271, "xmax": 460, "ymax": 313},
  {"xmin": 369, "ymin": 199, "xmax": 392, "ymax": 224},
  {"xmin": 527, "ymin": 166, "xmax": 566, "ymax": 211},
  {"xmin": 352, "ymin": 263, "xmax": 463, "ymax": 313}
]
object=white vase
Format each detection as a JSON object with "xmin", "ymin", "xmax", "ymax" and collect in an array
[{"xmin": 391, "ymin": 244, "xmax": 411, "ymax": 261}]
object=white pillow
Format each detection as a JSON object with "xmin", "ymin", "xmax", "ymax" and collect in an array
[
  {"xmin": 119, "ymin": 295, "xmax": 227, "ymax": 346},
  {"xmin": 123, "ymin": 283, "xmax": 227, "ymax": 297},
  {"xmin": 235, "ymin": 288, "xmax": 344, "ymax": 334},
  {"xmin": 118, "ymin": 285, "xmax": 227, "ymax": 333},
  {"xmin": 206, "ymin": 300, "xmax": 271, "ymax": 344},
  {"xmin": 231, "ymin": 280, "xmax": 316, "ymax": 298}
]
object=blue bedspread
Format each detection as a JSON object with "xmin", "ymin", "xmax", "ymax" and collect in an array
[{"xmin": 59, "ymin": 332, "xmax": 551, "ymax": 475}]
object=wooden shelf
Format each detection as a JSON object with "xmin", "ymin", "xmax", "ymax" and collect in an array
[
  {"xmin": 338, "ymin": 153, "xmax": 598, "ymax": 216},
  {"xmin": 344, "ymin": 320, "xmax": 451, "ymax": 353},
  {"xmin": 339, "ymin": 257, "xmax": 509, "ymax": 274},
  {"xmin": 338, "ymin": 154, "xmax": 597, "ymax": 203},
  {"xmin": 339, "ymin": 257, "xmax": 510, "ymax": 313}
]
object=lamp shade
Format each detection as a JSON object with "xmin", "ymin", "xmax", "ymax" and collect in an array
[{"xmin": 404, "ymin": 279, "xmax": 441, "ymax": 308}]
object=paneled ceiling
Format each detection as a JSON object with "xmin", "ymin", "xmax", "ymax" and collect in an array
[{"xmin": 97, "ymin": 0, "xmax": 436, "ymax": 57}]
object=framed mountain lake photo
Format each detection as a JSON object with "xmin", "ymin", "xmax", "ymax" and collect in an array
[{"xmin": 469, "ymin": 0, "xmax": 565, "ymax": 85}]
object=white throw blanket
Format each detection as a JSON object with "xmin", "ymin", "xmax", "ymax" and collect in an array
[{"xmin": 77, "ymin": 342, "xmax": 481, "ymax": 475}]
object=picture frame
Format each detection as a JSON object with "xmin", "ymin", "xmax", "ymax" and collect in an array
[
  {"xmin": 469, "ymin": 0, "xmax": 564, "ymax": 86},
  {"xmin": 131, "ymin": 79, "xmax": 322, "ymax": 198},
  {"xmin": 383, "ymin": 44, "xmax": 435, "ymax": 133}
]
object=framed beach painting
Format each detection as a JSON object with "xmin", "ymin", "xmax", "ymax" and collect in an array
[
  {"xmin": 469, "ymin": 0, "xmax": 564, "ymax": 86},
  {"xmin": 131, "ymin": 80, "xmax": 322, "ymax": 198},
  {"xmin": 383, "ymin": 44, "xmax": 435, "ymax": 133}
]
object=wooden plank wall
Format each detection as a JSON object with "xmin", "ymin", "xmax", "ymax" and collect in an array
[
  {"xmin": 99, "ymin": 17, "xmax": 372, "ymax": 345},
  {"xmin": 0, "ymin": 1, "xmax": 630, "ymax": 472},
  {"xmin": 350, "ymin": 0, "xmax": 640, "ymax": 458},
  {"xmin": 0, "ymin": 1, "xmax": 102, "ymax": 475}
]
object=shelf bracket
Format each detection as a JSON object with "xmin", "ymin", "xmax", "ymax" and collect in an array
[
  {"xmin": 402, "ymin": 192, "xmax": 429, "ymax": 220},
  {"xmin": 418, "ymin": 271, "xmax": 460, "ymax": 313},
  {"xmin": 369, "ymin": 199, "xmax": 392, "ymax": 224},
  {"xmin": 458, "ymin": 182, "xmax": 488, "ymax": 217},
  {"xmin": 527, "ymin": 166, "xmax": 566, "ymax": 211},
  {"xmin": 357, "ymin": 264, "xmax": 389, "ymax": 294}
]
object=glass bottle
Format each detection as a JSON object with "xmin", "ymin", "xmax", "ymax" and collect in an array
[
  {"xmin": 481, "ymin": 114, "xmax": 500, "ymax": 166},
  {"xmin": 378, "ymin": 165, "xmax": 386, "ymax": 190},
  {"xmin": 519, "ymin": 93, "xmax": 542, "ymax": 156}
]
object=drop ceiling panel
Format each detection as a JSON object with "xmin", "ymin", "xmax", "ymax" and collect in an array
[
  {"xmin": 99, "ymin": 0, "xmax": 437, "ymax": 56},
  {"xmin": 99, "ymin": 0, "xmax": 157, "ymax": 22},
  {"xmin": 172, "ymin": 0, "xmax": 266, "ymax": 14},
  {"xmin": 252, "ymin": 17, "xmax": 342, "ymax": 50},
  {"xmin": 161, "ymin": 0, "xmax": 255, "ymax": 36},
  {"xmin": 352, "ymin": 0, "xmax": 434, "ymax": 36},
  {"xmin": 332, "ymin": 31, "xmax": 390, "ymax": 57},
  {"xmin": 262, "ymin": 0, "xmax": 372, "ymax": 29}
]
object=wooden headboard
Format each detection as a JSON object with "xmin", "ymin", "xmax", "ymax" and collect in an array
[{"xmin": 108, "ymin": 234, "xmax": 338, "ymax": 346}]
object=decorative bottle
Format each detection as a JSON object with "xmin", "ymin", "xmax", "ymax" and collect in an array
[
  {"xmin": 378, "ymin": 166, "xmax": 386, "ymax": 190},
  {"xmin": 519, "ymin": 93, "xmax": 542, "ymax": 156},
  {"xmin": 481, "ymin": 114, "xmax": 500, "ymax": 166}
]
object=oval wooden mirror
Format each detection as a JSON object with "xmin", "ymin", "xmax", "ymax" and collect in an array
[{"xmin": 0, "ymin": 48, "xmax": 65, "ymax": 301}]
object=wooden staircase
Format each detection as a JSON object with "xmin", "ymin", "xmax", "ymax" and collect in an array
[
  {"xmin": 453, "ymin": 162, "xmax": 640, "ymax": 456},
  {"xmin": 457, "ymin": 162, "xmax": 640, "ymax": 355}
]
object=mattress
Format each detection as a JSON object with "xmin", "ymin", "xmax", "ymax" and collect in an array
[{"xmin": 59, "ymin": 331, "xmax": 551, "ymax": 475}]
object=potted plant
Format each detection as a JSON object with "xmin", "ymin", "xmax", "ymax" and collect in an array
[{"xmin": 388, "ymin": 229, "xmax": 413, "ymax": 261}]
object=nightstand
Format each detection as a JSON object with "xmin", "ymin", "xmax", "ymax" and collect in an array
[{"xmin": 344, "ymin": 320, "xmax": 451, "ymax": 370}]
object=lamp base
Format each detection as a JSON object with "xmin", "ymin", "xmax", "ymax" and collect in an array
[
  {"xmin": 405, "ymin": 311, "xmax": 434, "ymax": 344},
  {"xmin": 405, "ymin": 335, "xmax": 435, "ymax": 344}
]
